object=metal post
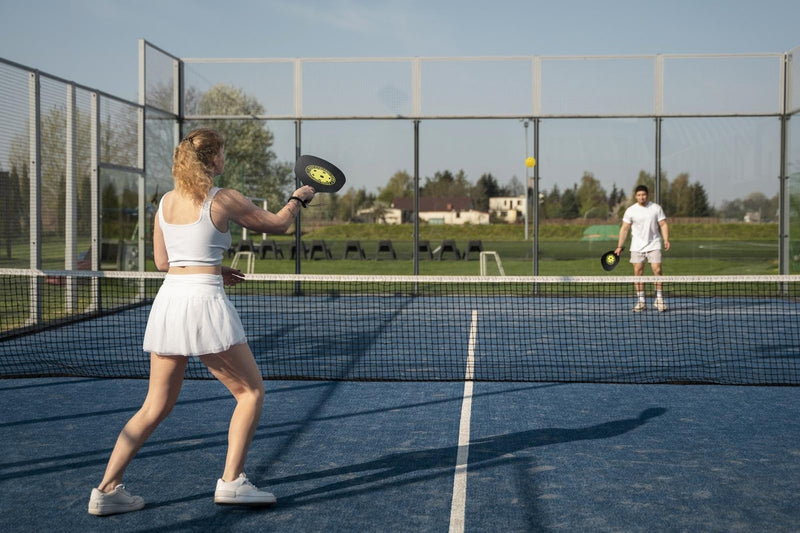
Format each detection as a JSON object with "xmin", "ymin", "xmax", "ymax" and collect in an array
[
  {"xmin": 65, "ymin": 84, "xmax": 76, "ymax": 270},
  {"xmin": 413, "ymin": 119, "xmax": 420, "ymax": 276},
  {"xmin": 139, "ymin": 39, "xmax": 152, "ymax": 274},
  {"xmin": 138, "ymin": 39, "xmax": 146, "ymax": 109},
  {"xmin": 138, "ymin": 42, "xmax": 148, "ymax": 275},
  {"xmin": 174, "ymin": 54, "xmax": 184, "ymax": 143},
  {"xmin": 294, "ymin": 120, "xmax": 302, "ymax": 275},
  {"xmin": 654, "ymin": 54, "xmax": 664, "ymax": 205},
  {"xmin": 533, "ymin": 119, "xmax": 540, "ymax": 277},
  {"xmin": 412, "ymin": 57, "xmax": 421, "ymax": 280},
  {"xmin": 654, "ymin": 117, "xmax": 662, "ymax": 204},
  {"xmin": 779, "ymin": 113, "xmax": 789, "ymax": 276},
  {"xmin": 65, "ymin": 83, "xmax": 78, "ymax": 311},
  {"xmin": 137, "ymin": 106, "xmax": 146, "ymax": 273},
  {"xmin": 89, "ymin": 92, "xmax": 101, "ymax": 311},
  {"xmin": 28, "ymin": 70, "xmax": 42, "ymax": 325},
  {"xmin": 778, "ymin": 52, "xmax": 790, "ymax": 276},
  {"xmin": 522, "ymin": 119, "xmax": 530, "ymax": 241},
  {"xmin": 90, "ymin": 93, "xmax": 100, "ymax": 271}
]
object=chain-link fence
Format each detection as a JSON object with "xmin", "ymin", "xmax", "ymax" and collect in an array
[
  {"xmin": 175, "ymin": 46, "xmax": 799, "ymax": 274},
  {"xmin": 0, "ymin": 57, "xmax": 144, "ymax": 273},
  {"xmin": 1, "ymin": 42, "xmax": 798, "ymax": 276}
]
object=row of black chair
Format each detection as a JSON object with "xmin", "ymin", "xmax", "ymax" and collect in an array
[
  {"xmin": 229, "ymin": 239, "xmax": 485, "ymax": 260},
  {"xmin": 423, "ymin": 239, "xmax": 484, "ymax": 260},
  {"xmin": 229, "ymin": 240, "xmax": 347, "ymax": 260}
]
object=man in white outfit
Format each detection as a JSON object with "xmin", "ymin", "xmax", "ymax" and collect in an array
[{"xmin": 615, "ymin": 185, "xmax": 670, "ymax": 312}]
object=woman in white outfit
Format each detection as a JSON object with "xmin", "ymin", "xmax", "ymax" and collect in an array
[{"xmin": 88, "ymin": 128, "xmax": 315, "ymax": 516}]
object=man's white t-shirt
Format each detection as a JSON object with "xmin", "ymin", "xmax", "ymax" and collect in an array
[{"xmin": 622, "ymin": 201, "xmax": 666, "ymax": 253}]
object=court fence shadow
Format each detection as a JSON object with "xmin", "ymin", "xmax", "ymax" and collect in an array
[{"xmin": 272, "ymin": 407, "xmax": 667, "ymax": 506}]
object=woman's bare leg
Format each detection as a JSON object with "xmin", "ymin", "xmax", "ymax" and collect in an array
[
  {"xmin": 97, "ymin": 354, "xmax": 188, "ymax": 492},
  {"xmin": 200, "ymin": 343, "xmax": 265, "ymax": 481}
]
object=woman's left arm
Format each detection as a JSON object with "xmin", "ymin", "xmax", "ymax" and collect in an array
[
  {"xmin": 153, "ymin": 216, "xmax": 170, "ymax": 271},
  {"xmin": 221, "ymin": 266, "xmax": 245, "ymax": 286}
]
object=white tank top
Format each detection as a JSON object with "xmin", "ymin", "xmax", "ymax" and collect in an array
[{"xmin": 158, "ymin": 187, "xmax": 232, "ymax": 267}]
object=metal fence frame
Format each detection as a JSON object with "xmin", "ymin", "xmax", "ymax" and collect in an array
[
  {"xmin": 0, "ymin": 41, "xmax": 798, "ymax": 326},
  {"xmin": 144, "ymin": 40, "xmax": 797, "ymax": 275},
  {"xmin": 1, "ymin": 43, "xmax": 798, "ymax": 278},
  {"xmin": 0, "ymin": 56, "xmax": 145, "ymax": 323}
]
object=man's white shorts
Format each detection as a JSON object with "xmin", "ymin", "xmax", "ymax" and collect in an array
[{"xmin": 630, "ymin": 250, "xmax": 662, "ymax": 264}]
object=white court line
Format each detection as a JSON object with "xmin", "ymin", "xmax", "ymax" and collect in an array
[{"xmin": 449, "ymin": 309, "xmax": 477, "ymax": 533}]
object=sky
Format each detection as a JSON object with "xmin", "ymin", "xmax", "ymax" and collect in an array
[
  {"xmin": 1, "ymin": 0, "xmax": 799, "ymax": 205},
  {"xmin": 2, "ymin": 0, "xmax": 799, "ymax": 101}
]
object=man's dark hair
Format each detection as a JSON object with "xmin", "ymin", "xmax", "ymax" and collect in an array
[{"xmin": 634, "ymin": 185, "xmax": 649, "ymax": 194}]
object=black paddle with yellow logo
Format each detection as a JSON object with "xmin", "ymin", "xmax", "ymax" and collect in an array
[
  {"xmin": 600, "ymin": 248, "xmax": 623, "ymax": 272},
  {"xmin": 294, "ymin": 155, "xmax": 346, "ymax": 194}
]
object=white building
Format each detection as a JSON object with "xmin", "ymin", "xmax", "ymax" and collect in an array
[
  {"xmin": 391, "ymin": 197, "xmax": 489, "ymax": 225},
  {"xmin": 488, "ymin": 196, "xmax": 527, "ymax": 223},
  {"xmin": 360, "ymin": 195, "xmax": 532, "ymax": 225}
]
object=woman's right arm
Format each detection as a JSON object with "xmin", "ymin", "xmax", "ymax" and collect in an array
[{"xmin": 216, "ymin": 186, "xmax": 315, "ymax": 235}]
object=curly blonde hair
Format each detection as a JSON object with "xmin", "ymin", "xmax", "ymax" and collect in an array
[{"xmin": 172, "ymin": 128, "xmax": 225, "ymax": 204}]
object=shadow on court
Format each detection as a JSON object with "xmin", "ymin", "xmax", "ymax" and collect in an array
[{"xmin": 273, "ymin": 408, "xmax": 666, "ymax": 506}]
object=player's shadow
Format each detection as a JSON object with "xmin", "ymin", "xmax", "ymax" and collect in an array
[{"xmin": 273, "ymin": 407, "xmax": 667, "ymax": 506}]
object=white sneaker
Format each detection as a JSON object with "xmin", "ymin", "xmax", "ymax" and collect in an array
[
  {"xmin": 214, "ymin": 473, "xmax": 276, "ymax": 506},
  {"xmin": 632, "ymin": 301, "xmax": 646, "ymax": 312},
  {"xmin": 655, "ymin": 298, "xmax": 667, "ymax": 312},
  {"xmin": 88, "ymin": 484, "xmax": 145, "ymax": 516}
]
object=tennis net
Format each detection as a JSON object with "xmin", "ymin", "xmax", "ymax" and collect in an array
[{"xmin": 1, "ymin": 269, "xmax": 798, "ymax": 384}]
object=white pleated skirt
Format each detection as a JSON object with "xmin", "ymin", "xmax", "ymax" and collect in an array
[{"xmin": 143, "ymin": 274, "xmax": 247, "ymax": 356}]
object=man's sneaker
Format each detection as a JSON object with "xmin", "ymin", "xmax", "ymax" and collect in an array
[
  {"xmin": 654, "ymin": 298, "xmax": 667, "ymax": 312},
  {"xmin": 214, "ymin": 473, "xmax": 276, "ymax": 506},
  {"xmin": 632, "ymin": 301, "xmax": 646, "ymax": 312},
  {"xmin": 88, "ymin": 484, "xmax": 144, "ymax": 516}
]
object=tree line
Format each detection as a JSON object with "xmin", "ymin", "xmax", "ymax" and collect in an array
[{"xmin": 303, "ymin": 167, "xmax": 779, "ymax": 224}]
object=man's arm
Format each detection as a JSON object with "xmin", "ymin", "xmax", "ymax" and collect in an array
[
  {"xmin": 615, "ymin": 221, "xmax": 630, "ymax": 255},
  {"xmin": 659, "ymin": 219, "xmax": 670, "ymax": 251}
]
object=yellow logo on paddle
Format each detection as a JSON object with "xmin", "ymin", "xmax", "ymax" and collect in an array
[
  {"xmin": 305, "ymin": 165, "xmax": 336, "ymax": 186},
  {"xmin": 605, "ymin": 254, "xmax": 616, "ymax": 265}
]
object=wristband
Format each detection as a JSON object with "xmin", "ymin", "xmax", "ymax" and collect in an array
[{"xmin": 289, "ymin": 196, "xmax": 308, "ymax": 208}]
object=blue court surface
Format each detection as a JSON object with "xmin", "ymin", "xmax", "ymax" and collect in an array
[{"xmin": 1, "ymin": 377, "xmax": 799, "ymax": 532}]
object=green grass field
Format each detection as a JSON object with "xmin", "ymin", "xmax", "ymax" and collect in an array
[
  {"xmin": 221, "ymin": 241, "xmax": 779, "ymax": 276},
  {"xmin": 0, "ymin": 222, "xmax": 793, "ymax": 334},
  {"xmin": 0, "ymin": 222, "xmax": 791, "ymax": 276}
]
